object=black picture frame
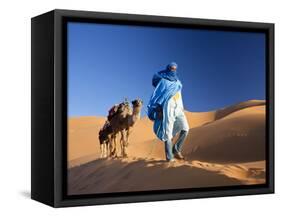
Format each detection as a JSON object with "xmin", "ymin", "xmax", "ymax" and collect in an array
[{"xmin": 31, "ymin": 9, "xmax": 274, "ymax": 207}]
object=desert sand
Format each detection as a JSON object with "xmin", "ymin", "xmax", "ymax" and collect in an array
[{"xmin": 67, "ymin": 100, "xmax": 266, "ymax": 195}]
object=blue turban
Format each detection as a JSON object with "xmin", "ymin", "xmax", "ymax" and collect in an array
[
  {"xmin": 152, "ymin": 62, "xmax": 179, "ymax": 87},
  {"xmin": 168, "ymin": 62, "xmax": 178, "ymax": 69}
]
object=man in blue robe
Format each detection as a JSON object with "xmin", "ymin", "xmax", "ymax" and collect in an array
[{"xmin": 147, "ymin": 62, "xmax": 189, "ymax": 162}]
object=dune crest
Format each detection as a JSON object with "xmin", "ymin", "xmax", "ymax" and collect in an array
[{"xmin": 185, "ymin": 99, "xmax": 265, "ymax": 128}]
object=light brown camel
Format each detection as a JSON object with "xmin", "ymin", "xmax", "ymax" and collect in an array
[
  {"xmin": 108, "ymin": 101, "xmax": 131, "ymax": 157},
  {"xmin": 120, "ymin": 99, "xmax": 143, "ymax": 157},
  {"xmin": 109, "ymin": 99, "xmax": 143, "ymax": 158}
]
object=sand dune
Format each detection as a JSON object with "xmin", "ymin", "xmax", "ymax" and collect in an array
[
  {"xmin": 124, "ymin": 100, "xmax": 265, "ymax": 163},
  {"xmin": 182, "ymin": 104, "xmax": 266, "ymax": 163},
  {"xmin": 68, "ymin": 100, "xmax": 266, "ymax": 195},
  {"xmin": 68, "ymin": 116, "xmax": 106, "ymax": 164}
]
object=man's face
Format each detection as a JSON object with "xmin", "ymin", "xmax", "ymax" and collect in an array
[{"xmin": 170, "ymin": 65, "xmax": 177, "ymax": 71}]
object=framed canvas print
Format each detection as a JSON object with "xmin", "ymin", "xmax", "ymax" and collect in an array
[{"xmin": 31, "ymin": 9, "xmax": 274, "ymax": 207}]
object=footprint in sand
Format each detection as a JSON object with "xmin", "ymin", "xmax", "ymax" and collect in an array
[{"xmin": 248, "ymin": 168, "xmax": 265, "ymax": 179}]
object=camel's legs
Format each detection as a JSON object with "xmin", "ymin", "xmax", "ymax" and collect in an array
[
  {"xmin": 114, "ymin": 135, "xmax": 118, "ymax": 157},
  {"xmin": 104, "ymin": 142, "xmax": 107, "ymax": 158},
  {"xmin": 109, "ymin": 137, "xmax": 113, "ymax": 157},
  {"xmin": 102, "ymin": 143, "xmax": 106, "ymax": 158},
  {"xmin": 106, "ymin": 140, "xmax": 111, "ymax": 158},
  {"xmin": 103, "ymin": 143, "xmax": 107, "ymax": 158},
  {"xmin": 125, "ymin": 128, "xmax": 131, "ymax": 147},
  {"xmin": 110, "ymin": 135, "xmax": 115, "ymax": 157},
  {"xmin": 121, "ymin": 130, "xmax": 128, "ymax": 158},
  {"xmin": 120, "ymin": 130, "xmax": 124, "ymax": 157},
  {"xmin": 105, "ymin": 141, "xmax": 109, "ymax": 158},
  {"xmin": 111, "ymin": 134, "xmax": 118, "ymax": 158},
  {"xmin": 100, "ymin": 143, "xmax": 104, "ymax": 158},
  {"xmin": 119, "ymin": 133, "xmax": 123, "ymax": 157}
]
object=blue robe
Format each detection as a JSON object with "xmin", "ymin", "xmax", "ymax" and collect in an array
[{"xmin": 147, "ymin": 74, "xmax": 183, "ymax": 141}]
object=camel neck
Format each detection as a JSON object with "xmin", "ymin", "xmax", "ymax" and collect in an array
[{"xmin": 132, "ymin": 107, "xmax": 141, "ymax": 116}]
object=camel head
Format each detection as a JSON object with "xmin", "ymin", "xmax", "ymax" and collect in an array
[{"xmin": 131, "ymin": 99, "xmax": 143, "ymax": 108}]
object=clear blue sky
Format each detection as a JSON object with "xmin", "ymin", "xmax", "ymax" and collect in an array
[{"xmin": 67, "ymin": 22, "xmax": 265, "ymax": 117}]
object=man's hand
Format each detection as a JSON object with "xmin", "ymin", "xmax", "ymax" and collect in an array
[
  {"xmin": 157, "ymin": 110, "xmax": 163, "ymax": 119},
  {"xmin": 156, "ymin": 106, "xmax": 163, "ymax": 120}
]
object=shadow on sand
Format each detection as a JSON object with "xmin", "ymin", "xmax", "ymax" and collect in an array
[{"xmin": 68, "ymin": 158, "xmax": 242, "ymax": 195}]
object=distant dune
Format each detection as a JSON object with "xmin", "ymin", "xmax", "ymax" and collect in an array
[
  {"xmin": 67, "ymin": 100, "xmax": 266, "ymax": 195},
  {"xmin": 68, "ymin": 116, "xmax": 106, "ymax": 164},
  {"xmin": 183, "ymin": 100, "xmax": 266, "ymax": 163}
]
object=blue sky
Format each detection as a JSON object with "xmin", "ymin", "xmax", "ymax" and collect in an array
[{"xmin": 67, "ymin": 22, "xmax": 265, "ymax": 117}]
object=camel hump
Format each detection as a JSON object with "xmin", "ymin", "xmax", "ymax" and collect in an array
[
  {"xmin": 100, "ymin": 120, "xmax": 110, "ymax": 131},
  {"xmin": 107, "ymin": 100, "xmax": 131, "ymax": 121},
  {"xmin": 107, "ymin": 104, "xmax": 119, "ymax": 121}
]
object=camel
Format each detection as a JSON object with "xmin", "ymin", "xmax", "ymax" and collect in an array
[
  {"xmin": 108, "ymin": 101, "xmax": 132, "ymax": 157},
  {"xmin": 109, "ymin": 99, "xmax": 143, "ymax": 158},
  {"xmin": 98, "ymin": 121, "xmax": 113, "ymax": 158},
  {"xmin": 99, "ymin": 102, "xmax": 130, "ymax": 158}
]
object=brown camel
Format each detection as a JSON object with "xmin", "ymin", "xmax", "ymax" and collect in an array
[
  {"xmin": 99, "ymin": 102, "xmax": 129, "ymax": 158},
  {"xmin": 98, "ymin": 121, "xmax": 113, "ymax": 158},
  {"xmin": 108, "ymin": 101, "xmax": 132, "ymax": 157},
  {"xmin": 109, "ymin": 99, "xmax": 143, "ymax": 158}
]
